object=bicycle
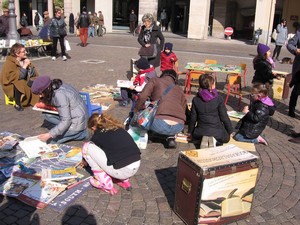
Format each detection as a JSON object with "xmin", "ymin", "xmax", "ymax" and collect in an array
[{"xmin": 96, "ymin": 25, "xmax": 106, "ymax": 36}]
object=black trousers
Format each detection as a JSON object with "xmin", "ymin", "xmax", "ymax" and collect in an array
[
  {"xmin": 289, "ymin": 82, "xmax": 300, "ymax": 112},
  {"xmin": 273, "ymin": 45, "xmax": 282, "ymax": 59},
  {"xmin": 51, "ymin": 36, "xmax": 66, "ymax": 57}
]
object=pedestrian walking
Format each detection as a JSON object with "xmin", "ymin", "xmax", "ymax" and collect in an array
[
  {"xmin": 272, "ymin": 19, "xmax": 288, "ymax": 62},
  {"xmin": 21, "ymin": 12, "xmax": 28, "ymax": 27},
  {"xmin": 98, "ymin": 11, "xmax": 104, "ymax": 37},
  {"xmin": 77, "ymin": 7, "xmax": 90, "ymax": 47},
  {"xmin": 0, "ymin": 8, "xmax": 9, "ymax": 37}
]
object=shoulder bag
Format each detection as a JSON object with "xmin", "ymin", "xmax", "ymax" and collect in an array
[
  {"xmin": 138, "ymin": 44, "xmax": 157, "ymax": 59},
  {"xmin": 131, "ymin": 83, "xmax": 175, "ymax": 130}
]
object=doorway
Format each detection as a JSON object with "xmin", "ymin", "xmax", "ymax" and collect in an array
[{"xmin": 113, "ymin": 0, "xmax": 139, "ymax": 28}]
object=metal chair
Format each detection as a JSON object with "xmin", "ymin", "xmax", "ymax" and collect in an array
[
  {"xmin": 239, "ymin": 63, "xmax": 247, "ymax": 88},
  {"xmin": 79, "ymin": 92, "xmax": 102, "ymax": 117}
]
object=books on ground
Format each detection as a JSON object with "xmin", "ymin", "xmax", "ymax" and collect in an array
[{"xmin": 41, "ymin": 167, "xmax": 77, "ymax": 181}]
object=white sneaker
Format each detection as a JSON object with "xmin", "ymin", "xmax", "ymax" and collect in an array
[
  {"xmin": 62, "ymin": 56, "xmax": 67, "ymax": 61},
  {"xmin": 51, "ymin": 57, "xmax": 56, "ymax": 61}
]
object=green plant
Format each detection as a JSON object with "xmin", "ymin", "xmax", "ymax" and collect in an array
[
  {"xmin": 53, "ymin": 0, "xmax": 64, "ymax": 9},
  {"xmin": 2, "ymin": 0, "xmax": 9, "ymax": 9}
]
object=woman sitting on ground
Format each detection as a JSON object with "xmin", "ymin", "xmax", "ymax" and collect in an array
[
  {"xmin": 1, "ymin": 43, "xmax": 39, "ymax": 111},
  {"xmin": 82, "ymin": 113, "xmax": 141, "ymax": 195},
  {"xmin": 31, "ymin": 76, "xmax": 89, "ymax": 144},
  {"xmin": 188, "ymin": 74, "xmax": 233, "ymax": 146}
]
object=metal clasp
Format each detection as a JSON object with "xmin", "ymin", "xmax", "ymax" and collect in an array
[{"xmin": 181, "ymin": 178, "xmax": 192, "ymax": 194}]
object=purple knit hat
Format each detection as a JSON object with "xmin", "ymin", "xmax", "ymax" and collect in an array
[
  {"xmin": 257, "ymin": 43, "xmax": 270, "ymax": 56},
  {"xmin": 31, "ymin": 76, "xmax": 51, "ymax": 94}
]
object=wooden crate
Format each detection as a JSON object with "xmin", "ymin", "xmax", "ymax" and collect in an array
[{"xmin": 174, "ymin": 145, "xmax": 259, "ymax": 225}]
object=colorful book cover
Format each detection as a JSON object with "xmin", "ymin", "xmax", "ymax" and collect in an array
[
  {"xmin": 40, "ymin": 152, "xmax": 59, "ymax": 160},
  {"xmin": 18, "ymin": 181, "xmax": 67, "ymax": 209},
  {"xmin": 0, "ymin": 172, "xmax": 40, "ymax": 197},
  {"xmin": 117, "ymin": 80, "xmax": 133, "ymax": 88},
  {"xmin": 41, "ymin": 167, "xmax": 78, "ymax": 181},
  {"xmin": 0, "ymin": 135, "xmax": 19, "ymax": 151},
  {"xmin": 60, "ymin": 147, "xmax": 82, "ymax": 165}
]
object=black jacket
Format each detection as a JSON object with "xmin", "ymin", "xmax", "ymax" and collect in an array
[
  {"xmin": 78, "ymin": 12, "xmax": 90, "ymax": 28},
  {"xmin": 90, "ymin": 128, "xmax": 141, "ymax": 169},
  {"xmin": 138, "ymin": 22, "xmax": 165, "ymax": 67},
  {"xmin": 238, "ymin": 100, "xmax": 275, "ymax": 139},
  {"xmin": 188, "ymin": 94, "xmax": 233, "ymax": 144},
  {"xmin": 252, "ymin": 56, "xmax": 274, "ymax": 84}
]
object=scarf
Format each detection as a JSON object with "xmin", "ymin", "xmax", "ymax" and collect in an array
[
  {"xmin": 137, "ymin": 66, "xmax": 155, "ymax": 76},
  {"xmin": 259, "ymin": 96, "xmax": 274, "ymax": 106},
  {"xmin": 143, "ymin": 25, "xmax": 153, "ymax": 44},
  {"xmin": 198, "ymin": 89, "xmax": 218, "ymax": 102}
]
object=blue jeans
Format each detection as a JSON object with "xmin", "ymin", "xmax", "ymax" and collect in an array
[
  {"xmin": 88, "ymin": 26, "xmax": 94, "ymax": 37},
  {"xmin": 43, "ymin": 113, "xmax": 88, "ymax": 144},
  {"xmin": 150, "ymin": 118, "xmax": 184, "ymax": 136},
  {"xmin": 234, "ymin": 132, "xmax": 258, "ymax": 144}
]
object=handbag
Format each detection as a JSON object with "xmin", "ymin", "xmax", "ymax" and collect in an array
[
  {"xmin": 138, "ymin": 44, "xmax": 157, "ymax": 59},
  {"xmin": 131, "ymin": 83, "xmax": 175, "ymax": 130},
  {"xmin": 271, "ymin": 29, "xmax": 277, "ymax": 40},
  {"xmin": 64, "ymin": 39, "xmax": 71, "ymax": 51}
]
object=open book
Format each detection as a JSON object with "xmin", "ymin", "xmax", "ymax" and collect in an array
[
  {"xmin": 19, "ymin": 136, "xmax": 53, "ymax": 158},
  {"xmin": 32, "ymin": 102, "xmax": 58, "ymax": 114},
  {"xmin": 117, "ymin": 80, "xmax": 134, "ymax": 88},
  {"xmin": 227, "ymin": 111, "xmax": 245, "ymax": 119}
]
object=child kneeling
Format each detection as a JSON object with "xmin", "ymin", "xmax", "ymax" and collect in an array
[
  {"xmin": 82, "ymin": 113, "xmax": 141, "ymax": 195},
  {"xmin": 234, "ymin": 84, "xmax": 276, "ymax": 145}
]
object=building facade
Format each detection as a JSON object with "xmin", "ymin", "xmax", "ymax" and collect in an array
[{"xmin": 1, "ymin": 0, "xmax": 299, "ymax": 45}]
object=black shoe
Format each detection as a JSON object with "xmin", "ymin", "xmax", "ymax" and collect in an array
[
  {"xmin": 288, "ymin": 111, "xmax": 296, "ymax": 118},
  {"xmin": 14, "ymin": 105, "xmax": 24, "ymax": 111},
  {"xmin": 166, "ymin": 137, "xmax": 177, "ymax": 149}
]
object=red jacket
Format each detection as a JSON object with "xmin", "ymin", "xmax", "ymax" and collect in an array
[{"xmin": 160, "ymin": 51, "xmax": 178, "ymax": 71}]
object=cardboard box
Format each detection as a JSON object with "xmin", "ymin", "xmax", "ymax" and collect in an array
[{"xmin": 174, "ymin": 145, "xmax": 259, "ymax": 225}]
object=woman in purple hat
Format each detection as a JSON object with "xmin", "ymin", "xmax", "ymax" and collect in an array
[
  {"xmin": 252, "ymin": 43, "xmax": 281, "ymax": 94},
  {"xmin": 31, "ymin": 76, "xmax": 89, "ymax": 144}
]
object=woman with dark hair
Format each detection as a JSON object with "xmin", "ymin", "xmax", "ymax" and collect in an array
[
  {"xmin": 137, "ymin": 13, "xmax": 165, "ymax": 67},
  {"xmin": 188, "ymin": 74, "xmax": 233, "ymax": 146},
  {"xmin": 134, "ymin": 69, "xmax": 186, "ymax": 148},
  {"xmin": 31, "ymin": 76, "xmax": 89, "ymax": 143},
  {"xmin": 1, "ymin": 43, "xmax": 39, "ymax": 111},
  {"xmin": 48, "ymin": 7, "xmax": 68, "ymax": 61}
]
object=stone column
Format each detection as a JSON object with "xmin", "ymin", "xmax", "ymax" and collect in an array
[
  {"xmin": 48, "ymin": 0, "xmax": 53, "ymax": 18},
  {"xmin": 254, "ymin": 0, "xmax": 276, "ymax": 45},
  {"xmin": 187, "ymin": 0, "xmax": 210, "ymax": 39},
  {"xmin": 95, "ymin": 0, "xmax": 113, "ymax": 33},
  {"xmin": 212, "ymin": 0, "xmax": 227, "ymax": 38},
  {"xmin": 138, "ymin": 0, "xmax": 158, "ymax": 22}
]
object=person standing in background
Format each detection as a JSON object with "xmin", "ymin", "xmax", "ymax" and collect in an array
[
  {"xmin": 0, "ymin": 8, "xmax": 9, "ymax": 37},
  {"xmin": 287, "ymin": 27, "xmax": 300, "ymax": 118},
  {"xmin": 129, "ymin": 10, "xmax": 137, "ymax": 34},
  {"xmin": 77, "ymin": 7, "xmax": 90, "ymax": 47},
  {"xmin": 98, "ymin": 11, "xmax": 104, "ymax": 37},
  {"xmin": 69, "ymin": 12, "xmax": 75, "ymax": 34},
  {"xmin": 93, "ymin": 12, "xmax": 99, "ymax": 36},
  {"xmin": 48, "ymin": 7, "xmax": 68, "ymax": 61},
  {"xmin": 34, "ymin": 12, "xmax": 40, "ymax": 31},
  {"xmin": 160, "ymin": 9, "xmax": 167, "ymax": 31},
  {"xmin": 273, "ymin": 19, "xmax": 288, "ymax": 62},
  {"xmin": 88, "ymin": 12, "xmax": 95, "ymax": 37}
]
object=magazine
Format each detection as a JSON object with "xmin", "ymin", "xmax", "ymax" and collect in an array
[
  {"xmin": 19, "ymin": 136, "xmax": 53, "ymax": 159},
  {"xmin": 0, "ymin": 135, "xmax": 19, "ymax": 151},
  {"xmin": 41, "ymin": 167, "xmax": 77, "ymax": 181},
  {"xmin": 18, "ymin": 180, "xmax": 67, "ymax": 209},
  {"xmin": 60, "ymin": 147, "xmax": 82, "ymax": 165},
  {"xmin": 117, "ymin": 80, "xmax": 134, "ymax": 88},
  {"xmin": 0, "ymin": 172, "xmax": 40, "ymax": 197}
]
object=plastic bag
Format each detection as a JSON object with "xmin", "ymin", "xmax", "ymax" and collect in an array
[
  {"xmin": 64, "ymin": 39, "xmax": 71, "ymax": 51},
  {"xmin": 127, "ymin": 126, "xmax": 148, "ymax": 150},
  {"xmin": 271, "ymin": 29, "xmax": 277, "ymax": 41}
]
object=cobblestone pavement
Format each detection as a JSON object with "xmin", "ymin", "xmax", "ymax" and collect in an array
[{"xmin": 0, "ymin": 32, "xmax": 299, "ymax": 225}]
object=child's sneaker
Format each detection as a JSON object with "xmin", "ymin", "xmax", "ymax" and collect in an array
[
  {"xmin": 113, "ymin": 178, "xmax": 132, "ymax": 191},
  {"xmin": 257, "ymin": 135, "xmax": 268, "ymax": 145}
]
